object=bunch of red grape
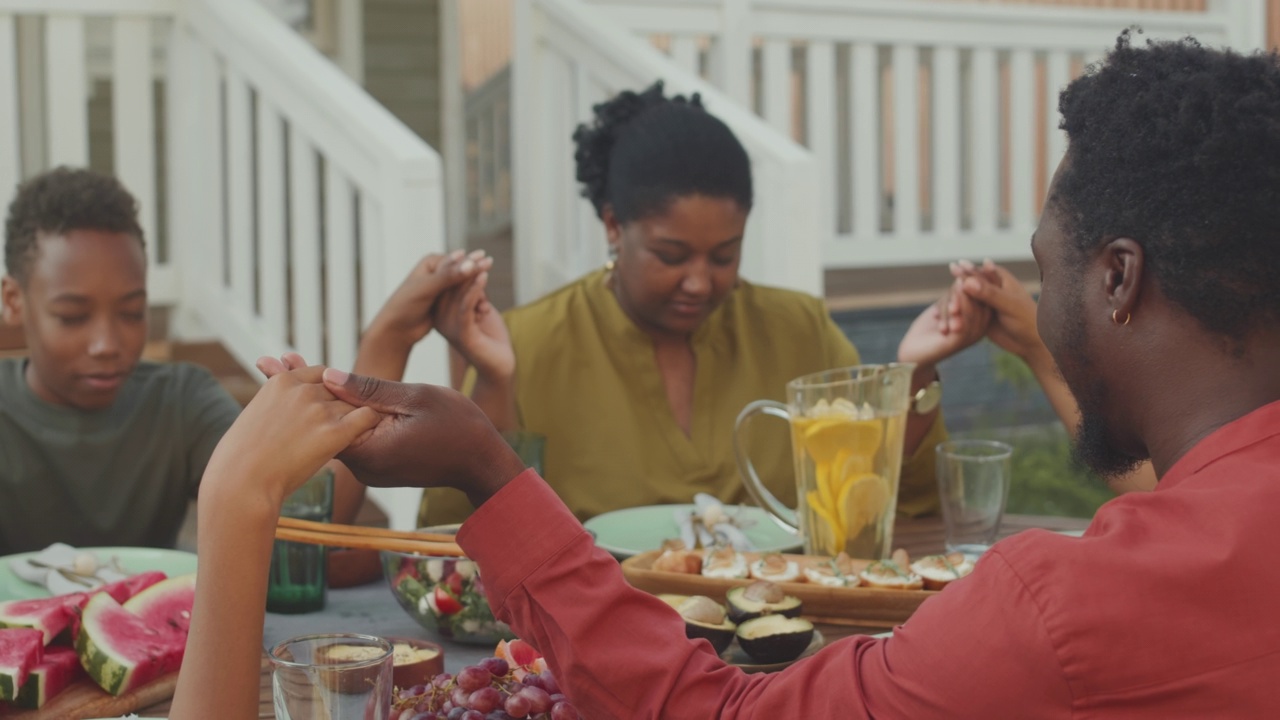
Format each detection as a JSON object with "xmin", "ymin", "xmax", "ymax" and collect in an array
[{"xmin": 392, "ymin": 656, "xmax": 583, "ymax": 720}]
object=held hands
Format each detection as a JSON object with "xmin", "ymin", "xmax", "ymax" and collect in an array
[
  {"xmin": 201, "ymin": 357, "xmax": 381, "ymax": 508},
  {"xmin": 898, "ymin": 277, "xmax": 993, "ymax": 369},
  {"xmin": 258, "ymin": 354, "xmax": 526, "ymax": 505},
  {"xmin": 364, "ymin": 250, "xmax": 494, "ymax": 351},
  {"xmin": 431, "ymin": 271, "xmax": 516, "ymax": 381},
  {"xmin": 950, "ymin": 259, "xmax": 1045, "ymax": 362}
]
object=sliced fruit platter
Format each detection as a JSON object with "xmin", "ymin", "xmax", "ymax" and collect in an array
[
  {"xmin": 622, "ymin": 545, "xmax": 973, "ymax": 628},
  {"xmin": 0, "ymin": 569, "xmax": 195, "ymax": 717}
]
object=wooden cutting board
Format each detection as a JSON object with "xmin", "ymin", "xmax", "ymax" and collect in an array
[{"xmin": 0, "ymin": 672, "xmax": 179, "ymax": 720}]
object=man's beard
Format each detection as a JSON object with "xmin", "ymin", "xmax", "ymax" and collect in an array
[{"xmin": 1057, "ymin": 300, "xmax": 1144, "ymax": 480}]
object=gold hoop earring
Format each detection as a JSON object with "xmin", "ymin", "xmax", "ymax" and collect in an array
[{"xmin": 1112, "ymin": 309, "xmax": 1131, "ymax": 326}]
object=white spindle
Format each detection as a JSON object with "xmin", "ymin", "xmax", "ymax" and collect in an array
[
  {"xmin": 256, "ymin": 99, "xmax": 287, "ymax": 343},
  {"xmin": 969, "ymin": 48, "xmax": 998, "ymax": 235},
  {"xmin": 761, "ymin": 38, "xmax": 790, "ymax": 136},
  {"xmin": 1045, "ymin": 50, "xmax": 1070, "ymax": 192},
  {"xmin": 191, "ymin": 41, "xmax": 224, "ymax": 290},
  {"xmin": 358, "ymin": 194, "xmax": 383, "ymax": 332},
  {"xmin": 0, "ymin": 15, "xmax": 20, "ymax": 199},
  {"xmin": 1009, "ymin": 48, "xmax": 1035, "ymax": 232},
  {"xmin": 324, "ymin": 164, "xmax": 358, "ymax": 372},
  {"xmin": 891, "ymin": 43, "xmax": 919, "ymax": 235},
  {"xmin": 804, "ymin": 41, "xmax": 836, "ymax": 231},
  {"xmin": 670, "ymin": 35, "xmax": 699, "ymax": 76},
  {"xmin": 289, "ymin": 130, "xmax": 323, "ymax": 364},
  {"xmin": 45, "ymin": 16, "xmax": 88, "ymax": 167},
  {"xmin": 113, "ymin": 17, "xmax": 157, "ymax": 272},
  {"xmin": 851, "ymin": 42, "xmax": 878, "ymax": 239},
  {"xmin": 932, "ymin": 45, "xmax": 960, "ymax": 237},
  {"xmin": 718, "ymin": 0, "xmax": 752, "ymax": 107},
  {"xmin": 224, "ymin": 68, "xmax": 254, "ymax": 314}
]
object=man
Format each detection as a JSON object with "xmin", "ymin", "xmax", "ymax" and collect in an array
[{"xmin": 174, "ymin": 33, "xmax": 1280, "ymax": 718}]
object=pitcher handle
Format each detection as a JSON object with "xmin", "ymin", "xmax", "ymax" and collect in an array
[{"xmin": 734, "ymin": 400, "xmax": 799, "ymax": 534}]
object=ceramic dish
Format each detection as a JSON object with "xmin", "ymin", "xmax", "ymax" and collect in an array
[
  {"xmin": 0, "ymin": 547, "xmax": 198, "ymax": 601},
  {"xmin": 584, "ymin": 504, "xmax": 801, "ymax": 559}
]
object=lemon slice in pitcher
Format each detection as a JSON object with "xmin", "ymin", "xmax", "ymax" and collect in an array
[
  {"xmin": 806, "ymin": 490, "xmax": 845, "ymax": 554},
  {"xmin": 838, "ymin": 473, "xmax": 891, "ymax": 541},
  {"xmin": 801, "ymin": 417, "xmax": 884, "ymax": 465}
]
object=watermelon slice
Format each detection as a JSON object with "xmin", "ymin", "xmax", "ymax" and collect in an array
[
  {"xmin": 97, "ymin": 570, "xmax": 168, "ymax": 605},
  {"xmin": 14, "ymin": 646, "xmax": 83, "ymax": 709},
  {"xmin": 75, "ymin": 592, "xmax": 185, "ymax": 696},
  {"xmin": 122, "ymin": 574, "xmax": 195, "ymax": 641},
  {"xmin": 0, "ymin": 593, "xmax": 86, "ymax": 645},
  {"xmin": 65, "ymin": 571, "xmax": 168, "ymax": 641},
  {"xmin": 0, "ymin": 628, "xmax": 43, "ymax": 701}
]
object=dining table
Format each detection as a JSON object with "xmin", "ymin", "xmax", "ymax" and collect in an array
[{"xmin": 135, "ymin": 513, "xmax": 1089, "ymax": 718}]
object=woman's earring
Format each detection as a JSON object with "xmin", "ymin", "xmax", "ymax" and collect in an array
[{"xmin": 604, "ymin": 247, "xmax": 618, "ymax": 272}]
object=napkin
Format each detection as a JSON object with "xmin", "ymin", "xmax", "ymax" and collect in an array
[
  {"xmin": 675, "ymin": 494, "xmax": 757, "ymax": 552},
  {"xmin": 8, "ymin": 543, "xmax": 129, "ymax": 596}
]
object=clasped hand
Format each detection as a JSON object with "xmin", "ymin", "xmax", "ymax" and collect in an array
[{"xmin": 205, "ymin": 352, "xmax": 526, "ymax": 513}]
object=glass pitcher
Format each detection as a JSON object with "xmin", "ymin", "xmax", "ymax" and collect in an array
[{"xmin": 734, "ymin": 364, "xmax": 915, "ymax": 559}]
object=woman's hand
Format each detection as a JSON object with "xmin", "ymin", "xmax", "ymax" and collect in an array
[
  {"xmin": 201, "ymin": 360, "xmax": 382, "ymax": 509},
  {"xmin": 432, "ymin": 272, "xmax": 516, "ymax": 382}
]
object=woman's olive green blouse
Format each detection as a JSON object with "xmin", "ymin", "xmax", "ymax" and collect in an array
[{"xmin": 420, "ymin": 270, "xmax": 944, "ymax": 526}]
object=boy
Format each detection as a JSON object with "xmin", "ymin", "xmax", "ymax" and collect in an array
[{"xmin": 0, "ymin": 167, "xmax": 240, "ymax": 554}]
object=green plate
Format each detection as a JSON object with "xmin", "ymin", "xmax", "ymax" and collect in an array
[
  {"xmin": 584, "ymin": 504, "xmax": 801, "ymax": 559},
  {"xmin": 0, "ymin": 547, "xmax": 198, "ymax": 601}
]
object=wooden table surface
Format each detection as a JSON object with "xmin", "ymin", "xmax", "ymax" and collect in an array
[{"xmin": 137, "ymin": 513, "xmax": 1089, "ymax": 718}]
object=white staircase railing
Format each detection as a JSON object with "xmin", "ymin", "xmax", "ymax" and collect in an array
[
  {"xmin": 0, "ymin": 0, "xmax": 447, "ymax": 529},
  {"xmin": 589, "ymin": 0, "xmax": 1267, "ymax": 270},
  {"xmin": 514, "ymin": 0, "xmax": 823, "ymax": 304}
]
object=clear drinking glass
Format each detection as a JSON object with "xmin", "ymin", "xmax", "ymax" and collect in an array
[
  {"xmin": 935, "ymin": 440, "xmax": 1013, "ymax": 560},
  {"xmin": 267, "ymin": 468, "xmax": 334, "ymax": 614},
  {"xmin": 270, "ymin": 633, "xmax": 394, "ymax": 720}
]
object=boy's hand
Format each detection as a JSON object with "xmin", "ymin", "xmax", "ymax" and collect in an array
[
  {"xmin": 318, "ymin": 369, "xmax": 526, "ymax": 507},
  {"xmin": 201, "ymin": 364, "xmax": 382, "ymax": 508},
  {"xmin": 364, "ymin": 250, "xmax": 493, "ymax": 350}
]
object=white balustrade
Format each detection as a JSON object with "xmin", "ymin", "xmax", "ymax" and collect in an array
[{"xmin": 587, "ymin": 0, "xmax": 1267, "ymax": 270}]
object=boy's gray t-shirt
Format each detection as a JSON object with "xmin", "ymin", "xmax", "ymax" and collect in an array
[{"xmin": 0, "ymin": 358, "xmax": 242, "ymax": 554}]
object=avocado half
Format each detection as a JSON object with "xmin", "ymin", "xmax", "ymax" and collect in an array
[
  {"xmin": 725, "ymin": 584, "xmax": 803, "ymax": 624},
  {"xmin": 734, "ymin": 615, "xmax": 815, "ymax": 664},
  {"xmin": 675, "ymin": 596, "xmax": 737, "ymax": 655}
]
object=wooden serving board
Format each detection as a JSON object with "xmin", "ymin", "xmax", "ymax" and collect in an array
[
  {"xmin": 0, "ymin": 672, "xmax": 179, "ymax": 720},
  {"xmin": 621, "ymin": 551, "xmax": 937, "ymax": 628}
]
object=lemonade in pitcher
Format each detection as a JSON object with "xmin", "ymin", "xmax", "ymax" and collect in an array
[
  {"xmin": 791, "ymin": 399, "xmax": 906, "ymax": 559},
  {"xmin": 736, "ymin": 364, "xmax": 915, "ymax": 561}
]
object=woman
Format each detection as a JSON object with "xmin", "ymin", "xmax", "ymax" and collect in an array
[{"xmin": 369, "ymin": 82, "xmax": 988, "ymax": 525}]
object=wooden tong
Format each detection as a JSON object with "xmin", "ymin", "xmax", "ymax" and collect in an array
[{"xmin": 275, "ymin": 517, "xmax": 465, "ymax": 557}]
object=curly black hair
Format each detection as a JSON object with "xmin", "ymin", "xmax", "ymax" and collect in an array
[
  {"xmin": 1053, "ymin": 29, "xmax": 1280, "ymax": 342},
  {"xmin": 572, "ymin": 81, "xmax": 753, "ymax": 222},
  {"xmin": 4, "ymin": 166, "xmax": 145, "ymax": 284}
]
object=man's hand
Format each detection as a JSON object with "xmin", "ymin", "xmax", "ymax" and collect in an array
[{"xmin": 319, "ymin": 369, "xmax": 527, "ymax": 507}]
